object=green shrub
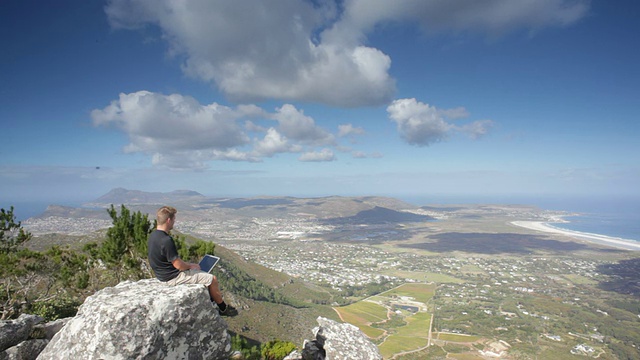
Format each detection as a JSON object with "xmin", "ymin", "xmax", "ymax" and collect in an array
[
  {"xmin": 231, "ymin": 334, "xmax": 261, "ymax": 360},
  {"xmin": 261, "ymin": 339, "xmax": 297, "ymax": 360},
  {"xmin": 29, "ymin": 297, "xmax": 80, "ymax": 321}
]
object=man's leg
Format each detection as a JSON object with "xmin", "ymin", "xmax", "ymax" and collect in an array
[
  {"xmin": 208, "ymin": 276, "xmax": 223, "ymax": 304},
  {"xmin": 207, "ymin": 276, "xmax": 237, "ymax": 315},
  {"xmin": 167, "ymin": 270, "xmax": 237, "ymax": 316}
]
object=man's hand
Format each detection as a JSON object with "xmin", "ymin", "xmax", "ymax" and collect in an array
[{"xmin": 172, "ymin": 258, "xmax": 200, "ymax": 271}]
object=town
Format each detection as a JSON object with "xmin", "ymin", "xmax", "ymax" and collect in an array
[{"xmin": 22, "ymin": 201, "xmax": 640, "ymax": 358}]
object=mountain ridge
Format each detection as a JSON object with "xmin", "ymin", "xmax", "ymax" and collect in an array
[
  {"xmin": 92, "ymin": 187, "xmax": 205, "ymax": 205},
  {"xmin": 66, "ymin": 188, "xmax": 423, "ymax": 221}
]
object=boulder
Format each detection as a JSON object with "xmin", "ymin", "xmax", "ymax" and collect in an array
[
  {"xmin": 37, "ymin": 279, "xmax": 231, "ymax": 360},
  {"xmin": 3, "ymin": 339, "xmax": 48, "ymax": 360},
  {"xmin": 0, "ymin": 315, "xmax": 43, "ymax": 352},
  {"xmin": 29, "ymin": 319, "xmax": 70, "ymax": 340},
  {"xmin": 301, "ymin": 317, "xmax": 382, "ymax": 360}
]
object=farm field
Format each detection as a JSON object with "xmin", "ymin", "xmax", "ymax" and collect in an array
[{"xmin": 335, "ymin": 283, "xmax": 437, "ymax": 358}]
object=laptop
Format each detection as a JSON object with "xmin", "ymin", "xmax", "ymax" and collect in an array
[{"xmin": 198, "ymin": 254, "xmax": 220, "ymax": 273}]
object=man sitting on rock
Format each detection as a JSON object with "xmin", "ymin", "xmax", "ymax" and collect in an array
[{"xmin": 148, "ymin": 206, "xmax": 237, "ymax": 316}]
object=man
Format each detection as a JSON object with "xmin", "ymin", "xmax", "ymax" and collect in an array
[{"xmin": 148, "ymin": 206, "xmax": 237, "ymax": 316}]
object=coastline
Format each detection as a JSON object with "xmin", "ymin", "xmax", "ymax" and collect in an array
[{"xmin": 511, "ymin": 221, "xmax": 640, "ymax": 251}]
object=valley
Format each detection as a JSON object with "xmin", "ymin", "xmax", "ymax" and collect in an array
[{"xmin": 20, "ymin": 191, "xmax": 640, "ymax": 359}]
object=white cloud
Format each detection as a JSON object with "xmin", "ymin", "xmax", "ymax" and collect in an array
[
  {"xmin": 438, "ymin": 107, "xmax": 470, "ymax": 120},
  {"xmin": 338, "ymin": 123, "xmax": 366, "ymax": 137},
  {"xmin": 105, "ymin": 0, "xmax": 394, "ymax": 107},
  {"xmin": 271, "ymin": 104, "xmax": 335, "ymax": 145},
  {"xmin": 387, "ymin": 98, "xmax": 452, "ymax": 146},
  {"xmin": 92, "ymin": 91, "xmax": 353, "ymax": 168},
  {"xmin": 244, "ymin": 120, "xmax": 267, "ymax": 133},
  {"xmin": 351, "ymin": 151, "xmax": 383, "ymax": 159},
  {"xmin": 98, "ymin": 1, "xmax": 591, "ymax": 162},
  {"xmin": 106, "ymin": 1, "xmax": 587, "ymax": 107},
  {"xmin": 342, "ymin": 0, "xmax": 589, "ymax": 36},
  {"xmin": 299, "ymin": 149, "xmax": 336, "ymax": 162},
  {"xmin": 458, "ymin": 120, "xmax": 495, "ymax": 139},
  {"xmin": 388, "ymin": 98, "xmax": 493, "ymax": 146},
  {"xmin": 212, "ymin": 149, "xmax": 260, "ymax": 162},
  {"xmin": 253, "ymin": 128, "xmax": 299, "ymax": 158},
  {"xmin": 91, "ymin": 91, "xmax": 249, "ymax": 153}
]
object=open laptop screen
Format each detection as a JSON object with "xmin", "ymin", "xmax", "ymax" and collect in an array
[{"xmin": 198, "ymin": 254, "xmax": 220, "ymax": 273}]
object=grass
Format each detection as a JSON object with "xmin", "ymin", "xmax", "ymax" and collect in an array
[
  {"xmin": 334, "ymin": 300, "xmax": 388, "ymax": 338},
  {"xmin": 401, "ymin": 312, "xmax": 432, "ymax": 337},
  {"xmin": 340, "ymin": 285, "xmax": 436, "ymax": 359},
  {"xmin": 358, "ymin": 325, "xmax": 386, "ymax": 339},
  {"xmin": 379, "ymin": 335, "xmax": 429, "ymax": 358},
  {"xmin": 335, "ymin": 300, "xmax": 388, "ymax": 323},
  {"xmin": 379, "ymin": 311, "xmax": 433, "ymax": 357},
  {"xmin": 381, "ymin": 283, "xmax": 436, "ymax": 304}
]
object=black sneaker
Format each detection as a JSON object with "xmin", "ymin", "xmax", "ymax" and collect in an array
[{"xmin": 219, "ymin": 305, "xmax": 238, "ymax": 317}]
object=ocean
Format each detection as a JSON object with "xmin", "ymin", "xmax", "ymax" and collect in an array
[
  {"xmin": 399, "ymin": 194, "xmax": 640, "ymax": 243},
  {"xmin": 2, "ymin": 201, "xmax": 82, "ymax": 223},
  {"xmin": 533, "ymin": 196, "xmax": 640, "ymax": 243}
]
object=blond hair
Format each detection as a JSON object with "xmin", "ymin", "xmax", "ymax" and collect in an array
[{"xmin": 156, "ymin": 206, "xmax": 177, "ymax": 225}]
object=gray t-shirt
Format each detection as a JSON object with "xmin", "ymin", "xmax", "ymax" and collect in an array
[{"xmin": 148, "ymin": 229, "xmax": 180, "ymax": 281}]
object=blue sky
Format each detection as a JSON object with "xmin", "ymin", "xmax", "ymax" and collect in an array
[{"xmin": 1, "ymin": 0, "xmax": 639, "ymax": 207}]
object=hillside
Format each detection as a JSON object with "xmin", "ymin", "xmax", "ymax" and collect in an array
[
  {"xmin": 213, "ymin": 245, "xmax": 340, "ymax": 344},
  {"xmin": 325, "ymin": 206, "xmax": 435, "ymax": 225}
]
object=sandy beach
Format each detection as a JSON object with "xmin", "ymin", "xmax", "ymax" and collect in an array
[{"xmin": 511, "ymin": 221, "xmax": 640, "ymax": 251}]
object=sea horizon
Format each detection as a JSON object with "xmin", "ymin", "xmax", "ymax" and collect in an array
[{"xmin": 399, "ymin": 194, "xmax": 640, "ymax": 243}]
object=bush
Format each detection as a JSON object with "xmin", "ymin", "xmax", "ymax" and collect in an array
[
  {"xmin": 231, "ymin": 334, "xmax": 261, "ymax": 360},
  {"xmin": 1, "ymin": 206, "xmax": 32, "ymax": 253},
  {"xmin": 261, "ymin": 339, "xmax": 297, "ymax": 360},
  {"xmin": 29, "ymin": 297, "xmax": 80, "ymax": 321}
]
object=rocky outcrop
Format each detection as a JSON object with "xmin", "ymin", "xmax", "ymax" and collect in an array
[
  {"xmin": 0, "ymin": 314, "xmax": 42, "ymax": 353},
  {"xmin": 4, "ymin": 283, "xmax": 381, "ymax": 360},
  {"xmin": 0, "ymin": 314, "xmax": 68, "ymax": 360},
  {"xmin": 37, "ymin": 279, "xmax": 231, "ymax": 360},
  {"xmin": 296, "ymin": 317, "xmax": 382, "ymax": 360}
]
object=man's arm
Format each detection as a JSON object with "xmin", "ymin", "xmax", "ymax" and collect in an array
[{"xmin": 171, "ymin": 258, "xmax": 201, "ymax": 271}]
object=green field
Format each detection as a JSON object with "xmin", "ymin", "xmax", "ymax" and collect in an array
[
  {"xmin": 334, "ymin": 300, "xmax": 388, "ymax": 338},
  {"xmin": 379, "ymin": 335, "xmax": 429, "ymax": 358},
  {"xmin": 335, "ymin": 300, "xmax": 388, "ymax": 323},
  {"xmin": 381, "ymin": 283, "xmax": 436, "ymax": 304},
  {"xmin": 355, "ymin": 323, "xmax": 386, "ymax": 339},
  {"xmin": 337, "ymin": 283, "xmax": 437, "ymax": 359},
  {"xmin": 401, "ymin": 312, "xmax": 432, "ymax": 337},
  {"xmin": 378, "ymin": 311, "xmax": 433, "ymax": 357}
]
